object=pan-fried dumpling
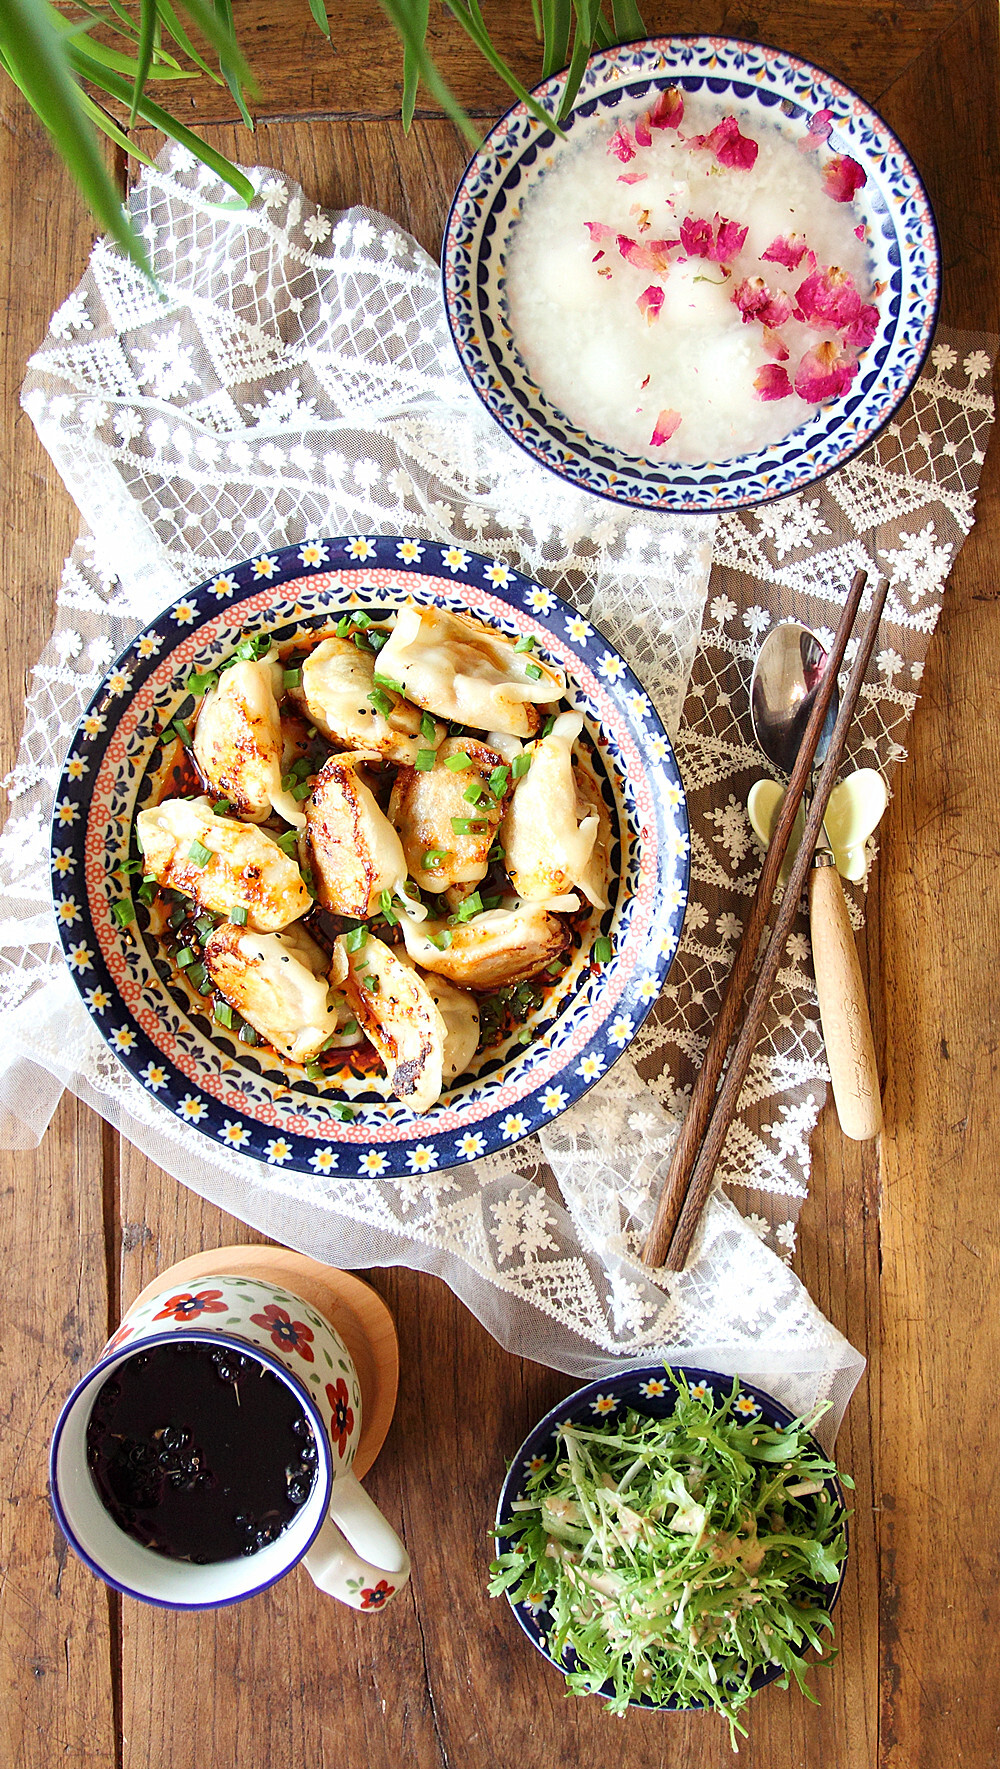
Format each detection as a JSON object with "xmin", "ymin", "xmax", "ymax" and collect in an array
[
  {"xmin": 376, "ymin": 606, "xmax": 565, "ymax": 738},
  {"xmin": 137, "ymin": 796, "xmax": 310, "ymax": 932},
  {"xmin": 291, "ymin": 634, "xmax": 445, "ymax": 765},
  {"xmin": 394, "ymin": 952, "xmax": 480, "ymax": 1082},
  {"xmin": 388, "ymin": 737, "xmax": 509, "ymax": 893},
  {"xmin": 337, "ymin": 933, "xmax": 448, "ymax": 1114},
  {"xmin": 501, "ymin": 712, "xmax": 608, "ymax": 910},
  {"xmin": 193, "ymin": 652, "xmax": 304, "ymax": 828},
  {"xmin": 396, "ymin": 900, "xmax": 568, "ymax": 990},
  {"xmin": 306, "ymin": 752, "xmax": 411, "ymax": 919},
  {"xmin": 204, "ymin": 922, "xmax": 344, "ymax": 1062}
]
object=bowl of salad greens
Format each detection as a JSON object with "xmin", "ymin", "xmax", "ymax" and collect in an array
[{"xmin": 490, "ymin": 1366, "xmax": 851, "ymax": 1746}]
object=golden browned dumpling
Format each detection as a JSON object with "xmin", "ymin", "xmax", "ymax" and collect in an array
[
  {"xmin": 291, "ymin": 634, "xmax": 445, "ymax": 764},
  {"xmin": 388, "ymin": 737, "xmax": 509, "ymax": 894},
  {"xmin": 204, "ymin": 922, "xmax": 343, "ymax": 1062},
  {"xmin": 305, "ymin": 752, "xmax": 410, "ymax": 919},
  {"xmin": 395, "ymin": 901, "xmax": 568, "ymax": 990},
  {"xmin": 193, "ymin": 652, "xmax": 304, "ymax": 828},
  {"xmin": 376, "ymin": 606, "xmax": 565, "ymax": 737},
  {"xmin": 136, "ymin": 796, "xmax": 310, "ymax": 932},
  {"xmin": 501, "ymin": 712, "xmax": 608, "ymax": 910},
  {"xmin": 337, "ymin": 933, "xmax": 448, "ymax": 1114}
]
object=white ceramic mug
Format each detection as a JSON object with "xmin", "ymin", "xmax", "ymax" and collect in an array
[{"xmin": 50, "ymin": 1273, "xmax": 409, "ymax": 1612}]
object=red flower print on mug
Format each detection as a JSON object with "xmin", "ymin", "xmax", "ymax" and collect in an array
[
  {"xmin": 104, "ymin": 1321, "xmax": 133, "ymax": 1352},
  {"xmin": 360, "ymin": 1579, "xmax": 395, "ymax": 1610},
  {"xmin": 153, "ymin": 1289, "xmax": 227, "ymax": 1322},
  {"xmin": 249, "ymin": 1303, "xmax": 315, "ymax": 1362},
  {"xmin": 325, "ymin": 1378, "xmax": 355, "ymax": 1457}
]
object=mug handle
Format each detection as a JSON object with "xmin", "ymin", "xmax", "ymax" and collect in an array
[{"xmin": 302, "ymin": 1471, "xmax": 410, "ymax": 1611}]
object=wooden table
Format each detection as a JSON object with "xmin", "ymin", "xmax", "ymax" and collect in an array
[{"xmin": 2, "ymin": 6, "xmax": 998, "ymax": 1765}]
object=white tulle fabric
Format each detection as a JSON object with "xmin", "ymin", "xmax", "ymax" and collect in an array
[{"xmin": 2, "ymin": 146, "xmax": 994, "ymax": 1439}]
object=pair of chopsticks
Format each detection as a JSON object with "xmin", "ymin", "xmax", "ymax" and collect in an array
[{"xmin": 641, "ymin": 566, "xmax": 888, "ymax": 1273}]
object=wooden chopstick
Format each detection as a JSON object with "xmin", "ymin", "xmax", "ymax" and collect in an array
[
  {"xmin": 640, "ymin": 567, "xmax": 871, "ymax": 1271},
  {"xmin": 660, "ymin": 570, "xmax": 890, "ymax": 1273}
]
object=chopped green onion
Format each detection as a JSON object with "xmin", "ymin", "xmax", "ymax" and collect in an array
[
  {"xmin": 541, "ymin": 714, "xmax": 557, "ymax": 738},
  {"xmin": 283, "ymin": 667, "xmax": 303, "ymax": 689},
  {"xmin": 373, "ymin": 672, "xmax": 404, "ymax": 694},
  {"xmin": 488, "ymin": 766, "xmax": 510, "ymax": 797},
  {"xmin": 444, "ymin": 752, "xmax": 472, "ymax": 772},
  {"xmin": 302, "ymin": 864, "xmax": 318, "ymax": 902},
  {"xmin": 423, "ymin": 849, "xmax": 446, "ymax": 869},
  {"xmin": 168, "ymin": 904, "xmax": 187, "ymax": 930},
  {"xmin": 420, "ymin": 712, "xmax": 437, "ymax": 741},
  {"xmin": 368, "ymin": 629, "xmax": 389, "ymax": 652},
  {"xmin": 134, "ymin": 828, "xmax": 145, "ymax": 856},
  {"xmin": 290, "ymin": 756, "xmax": 313, "ymax": 781},
  {"xmin": 514, "ymin": 634, "xmax": 536, "ymax": 653},
  {"xmin": 173, "ymin": 717, "xmax": 193, "ymax": 748},
  {"xmin": 368, "ymin": 687, "xmax": 393, "ymax": 718},
  {"xmin": 195, "ymin": 914, "xmax": 216, "ymax": 941},
  {"xmin": 511, "ymin": 752, "xmax": 532, "ymax": 780},
  {"xmin": 213, "ymin": 799, "xmax": 233, "ymax": 817},
  {"xmin": 116, "ymin": 856, "xmax": 144, "ymax": 876},
  {"xmin": 237, "ymin": 1021, "xmax": 259, "ymax": 1045},
  {"xmin": 454, "ymin": 891, "xmax": 483, "ymax": 922},
  {"xmin": 231, "ymin": 634, "xmax": 270, "ymax": 663},
  {"xmin": 414, "ymin": 749, "xmax": 437, "ymax": 771},
  {"xmin": 488, "ymin": 843, "xmax": 505, "ymax": 863},
  {"xmin": 353, "ymin": 612, "xmax": 372, "ymax": 629},
  {"xmin": 336, "ymin": 614, "xmax": 352, "ymax": 638},
  {"xmin": 281, "ymin": 772, "xmax": 295, "ymax": 791},
  {"xmin": 112, "ymin": 900, "xmax": 135, "ymax": 928},
  {"xmin": 176, "ymin": 946, "xmax": 196, "ymax": 968},
  {"xmin": 517, "ymin": 1027, "xmax": 534, "ymax": 1044},
  {"xmin": 305, "ymin": 1061, "xmax": 326, "ymax": 1082},
  {"xmin": 331, "ymin": 1102, "xmax": 356, "ymax": 1122},
  {"xmin": 214, "ymin": 1000, "xmax": 234, "ymax": 1028},
  {"xmin": 451, "ymin": 817, "xmax": 486, "ymax": 835},
  {"xmin": 137, "ymin": 879, "xmax": 156, "ymax": 906},
  {"xmin": 189, "ymin": 963, "xmax": 210, "ymax": 994},
  {"xmin": 593, "ymin": 936, "xmax": 613, "ymax": 964},
  {"xmin": 186, "ymin": 669, "xmax": 218, "ymax": 694},
  {"xmin": 379, "ymin": 889, "xmax": 398, "ymax": 926},
  {"xmin": 292, "ymin": 781, "xmax": 312, "ymax": 801},
  {"xmin": 429, "ymin": 929, "xmax": 453, "ymax": 951},
  {"xmin": 344, "ymin": 925, "xmax": 368, "ymax": 954},
  {"xmin": 524, "ymin": 661, "xmax": 543, "ymax": 681},
  {"xmin": 339, "ymin": 1019, "xmax": 359, "ymax": 1038},
  {"xmin": 187, "ymin": 840, "xmax": 211, "ymax": 868},
  {"xmin": 230, "ymin": 905, "xmax": 248, "ymax": 926},
  {"xmin": 546, "ymin": 959, "xmax": 564, "ymax": 976},
  {"xmin": 275, "ymin": 831, "xmax": 299, "ymax": 857},
  {"xmin": 463, "ymin": 781, "xmax": 484, "ymax": 804}
]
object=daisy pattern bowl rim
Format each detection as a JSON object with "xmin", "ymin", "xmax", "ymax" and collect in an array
[
  {"xmin": 50, "ymin": 534, "xmax": 690, "ymax": 1183},
  {"xmin": 442, "ymin": 33, "xmax": 941, "ymax": 514},
  {"xmin": 495, "ymin": 1362, "xmax": 849, "ymax": 1711}
]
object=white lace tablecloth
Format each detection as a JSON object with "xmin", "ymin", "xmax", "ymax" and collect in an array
[{"xmin": 1, "ymin": 145, "xmax": 994, "ymax": 1440}]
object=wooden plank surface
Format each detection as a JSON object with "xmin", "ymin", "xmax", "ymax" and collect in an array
[{"xmin": 2, "ymin": 3, "xmax": 999, "ymax": 1766}]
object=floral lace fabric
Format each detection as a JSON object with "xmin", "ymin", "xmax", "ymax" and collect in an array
[{"xmin": 1, "ymin": 147, "xmax": 994, "ymax": 1437}]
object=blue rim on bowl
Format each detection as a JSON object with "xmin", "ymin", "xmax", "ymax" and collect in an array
[
  {"xmin": 51, "ymin": 535, "xmax": 689, "ymax": 1180},
  {"xmin": 443, "ymin": 35, "xmax": 940, "ymax": 513},
  {"xmin": 495, "ymin": 1364, "xmax": 849, "ymax": 1710}
]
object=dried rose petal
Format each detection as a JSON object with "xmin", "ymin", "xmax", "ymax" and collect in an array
[
  {"xmin": 592, "ymin": 251, "xmax": 605, "ymax": 262},
  {"xmin": 637, "ymin": 284, "xmax": 665, "ymax": 324},
  {"xmin": 843, "ymin": 303, "xmax": 879, "ymax": 349},
  {"xmin": 617, "ymin": 172, "xmax": 648, "ymax": 184},
  {"xmin": 855, "ymin": 224, "xmax": 866, "ymax": 241},
  {"xmin": 679, "ymin": 213, "xmax": 748, "ymax": 263},
  {"xmin": 798, "ymin": 107, "xmax": 834, "ymax": 153},
  {"xmin": 650, "ymin": 408, "xmax": 682, "ymax": 446},
  {"xmin": 634, "ymin": 115, "xmax": 653, "ymax": 149},
  {"xmin": 795, "ymin": 341, "xmax": 860, "ymax": 402},
  {"xmin": 761, "ymin": 233, "xmax": 810, "ymax": 270},
  {"xmin": 762, "ymin": 325, "xmax": 790, "ymax": 362},
  {"xmin": 648, "ymin": 86, "xmax": 684, "ymax": 130},
  {"xmin": 618, "ymin": 233, "xmax": 673, "ymax": 272},
  {"xmin": 608, "ymin": 126, "xmax": 636, "ymax": 164},
  {"xmin": 754, "ymin": 364, "xmax": 793, "ymax": 401},
  {"xmin": 795, "ymin": 265, "xmax": 863, "ymax": 330},
  {"xmin": 822, "ymin": 153, "xmax": 867, "ymax": 202},
  {"xmin": 733, "ymin": 278, "xmax": 796, "ymax": 329},
  {"xmin": 701, "ymin": 114, "xmax": 759, "ymax": 170},
  {"xmin": 584, "ymin": 221, "xmax": 615, "ymax": 246}
]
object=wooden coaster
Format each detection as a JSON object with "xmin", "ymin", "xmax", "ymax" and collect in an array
[{"xmin": 130, "ymin": 1247, "xmax": 398, "ymax": 1481}]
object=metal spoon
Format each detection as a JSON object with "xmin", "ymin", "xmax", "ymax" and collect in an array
[{"xmin": 751, "ymin": 622, "xmax": 882, "ymax": 1142}]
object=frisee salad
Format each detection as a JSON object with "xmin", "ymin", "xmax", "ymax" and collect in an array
[{"xmin": 489, "ymin": 1373, "xmax": 852, "ymax": 1747}]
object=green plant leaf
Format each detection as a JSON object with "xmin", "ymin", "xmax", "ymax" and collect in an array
[
  {"xmin": 541, "ymin": 0, "xmax": 571, "ymax": 78},
  {"xmin": 0, "ymin": 0, "xmax": 150, "ymax": 274},
  {"xmin": 444, "ymin": 1, "xmax": 561, "ymax": 135},
  {"xmin": 377, "ymin": 0, "xmax": 479, "ymax": 146},
  {"xmin": 610, "ymin": 0, "xmax": 645, "ymax": 39},
  {"xmin": 69, "ymin": 46, "xmax": 256, "ymax": 204},
  {"xmin": 130, "ymin": 0, "xmax": 158, "ymax": 124},
  {"xmin": 154, "ymin": 0, "xmax": 225, "ymax": 84},
  {"xmin": 212, "ymin": 0, "xmax": 253, "ymax": 129},
  {"xmin": 69, "ymin": 0, "xmax": 185, "ymax": 68},
  {"xmin": 559, "ymin": 0, "xmax": 603, "ymax": 118},
  {"xmin": 306, "ymin": 0, "xmax": 331, "ymax": 40},
  {"xmin": 50, "ymin": 15, "xmax": 195, "ymax": 79},
  {"xmin": 401, "ymin": 0, "xmax": 429, "ymax": 130},
  {"xmin": 78, "ymin": 84, "xmax": 157, "ymax": 165}
]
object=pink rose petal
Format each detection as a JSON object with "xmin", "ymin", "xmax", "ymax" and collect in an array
[
  {"xmin": 794, "ymin": 341, "xmax": 860, "ymax": 402},
  {"xmin": 843, "ymin": 303, "xmax": 879, "ymax": 350},
  {"xmin": 761, "ymin": 232, "xmax": 810, "ymax": 270},
  {"xmin": 634, "ymin": 115, "xmax": 652, "ymax": 149},
  {"xmin": 650, "ymin": 408, "xmax": 682, "ymax": 446},
  {"xmin": 617, "ymin": 172, "xmax": 648, "ymax": 184},
  {"xmin": 686, "ymin": 114, "xmax": 759, "ymax": 170},
  {"xmin": 733, "ymin": 278, "xmax": 795, "ymax": 329},
  {"xmin": 608, "ymin": 126, "xmax": 636, "ymax": 164},
  {"xmin": 648, "ymin": 86, "xmax": 684, "ymax": 130},
  {"xmin": 855, "ymin": 224, "xmax": 866, "ymax": 240},
  {"xmin": 617, "ymin": 233, "xmax": 673, "ymax": 272},
  {"xmin": 679, "ymin": 213, "xmax": 748, "ymax": 263},
  {"xmin": 636, "ymin": 284, "xmax": 665, "ymax": 324},
  {"xmin": 585, "ymin": 221, "xmax": 615, "ymax": 245},
  {"xmin": 754, "ymin": 364, "xmax": 793, "ymax": 401},
  {"xmin": 822, "ymin": 153, "xmax": 867, "ymax": 202},
  {"xmin": 762, "ymin": 325, "xmax": 790, "ymax": 362},
  {"xmin": 795, "ymin": 265, "xmax": 863, "ymax": 329},
  {"xmin": 798, "ymin": 107, "xmax": 834, "ymax": 153}
]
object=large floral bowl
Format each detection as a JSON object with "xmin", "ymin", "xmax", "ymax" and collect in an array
[
  {"xmin": 495, "ymin": 1365, "xmax": 849, "ymax": 1711},
  {"xmin": 50, "ymin": 536, "xmax": 689, "ymax": 1181},
  {"xmin": 443, "ymin": 35, "xmax": 939, "ymax": 513}
]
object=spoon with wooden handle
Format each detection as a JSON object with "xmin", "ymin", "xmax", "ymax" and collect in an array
[{"xmin": 750, "ymin": 622, "xmax": 882, "ymax": 1140}]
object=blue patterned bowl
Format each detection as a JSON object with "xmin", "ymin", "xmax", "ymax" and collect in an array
[
  {"xmin": 443, "ymin": 36, "xmax": 939, "ymax": 512},
  {"xmin": 51, "ymin": 537, "xmax": 688, "ymax": 1181},
  {"xmin": 495, "ymin": 1365, "xmax": 849, "ymax": 1711}
]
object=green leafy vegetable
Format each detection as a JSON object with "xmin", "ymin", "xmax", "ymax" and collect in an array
[{"xmin": 490, "ymin": 1374, "xmax": 850, "ymax": 1746}]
